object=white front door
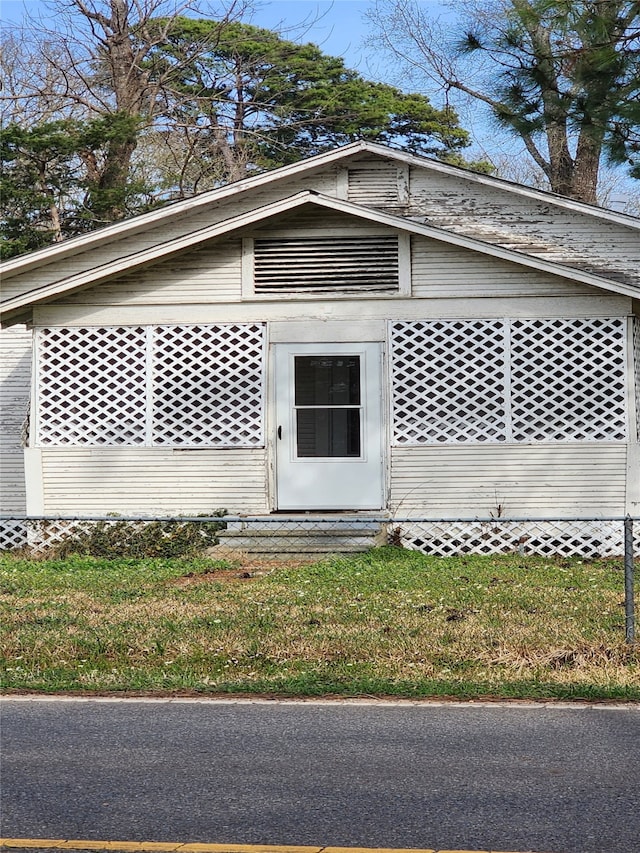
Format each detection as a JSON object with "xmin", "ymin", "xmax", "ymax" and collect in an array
[{"xmin": 274, "ymin": 343, "xmax": 384, "ymax": 510}]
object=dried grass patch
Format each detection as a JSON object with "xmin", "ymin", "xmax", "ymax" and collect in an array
[{"xmin": 1, "ymin": 549, "xmax": 638, "ymax": 698}]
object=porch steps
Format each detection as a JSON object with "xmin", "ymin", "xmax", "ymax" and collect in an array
[{"xmin": 213, "ymin": 519, "xmax": 387, "ymax": 560}]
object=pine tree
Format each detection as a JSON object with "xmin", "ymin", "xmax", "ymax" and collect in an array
[{"xmin": 369, "ymin": 0, "xmax": 640, "ymax": 203}]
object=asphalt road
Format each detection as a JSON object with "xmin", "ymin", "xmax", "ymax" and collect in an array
[{"xmin": 1, "ymin": 697, "xmax": 639, "ymax": 853}]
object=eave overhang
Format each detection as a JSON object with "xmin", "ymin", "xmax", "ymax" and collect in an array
[
  {"xmin": 1, "ymin": 140, "xmax": 638, "ymax": 283},
  {"xmin": 1, "ymin": 191, "xmax": 637, "ymax": 324}
]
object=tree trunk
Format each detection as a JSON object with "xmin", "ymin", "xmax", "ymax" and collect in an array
[
  {"xmin": 542, "ymin": 121, "xmax": 602, "ymax": 204},
  {"xmin": 569, "ymin": 132, "xmax": 604, "ymax": 205},
  {"xmin": 85, "ymin": 0, "xmax": 150, "ymax": 222},
  {"xmin": 544, "ymin": 123, "xmax": 577, "ymax": 199},
  {"xmin": 93, "ymin": 136, "xmax": 139, "ymax": 221},
  {"xmin": 107, "ymin": 0, "xmax": 149, "ymax": 115},
  {"xmin": 37, "ymin": 160, "xmax": 63, "ymax": 242}
]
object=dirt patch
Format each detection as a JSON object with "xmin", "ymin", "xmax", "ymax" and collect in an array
[
  {"xmin": 170, "ymin": 567, "xmax": 255, "ymax": 585},
  {"xmin": 169, "ymin": 558, "xmax": 310, "ymax": 586}
]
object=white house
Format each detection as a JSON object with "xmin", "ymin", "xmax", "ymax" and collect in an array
[{"xmin": 1, "ymin": 142, "xmax": 639, "ymax": 551}]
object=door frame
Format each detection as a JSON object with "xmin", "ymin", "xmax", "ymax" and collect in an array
[{"xmin": 270, "ymin": 341, "xmax": 386, "ymax": 511}]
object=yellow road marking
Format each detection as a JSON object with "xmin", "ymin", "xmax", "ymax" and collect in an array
[{"xmin": 0, "ymin": 840, "xmax": 539, "ymax": 853}]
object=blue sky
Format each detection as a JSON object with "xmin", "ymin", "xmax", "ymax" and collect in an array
[
  {"xmin": 0, "ymin": 1, "xmax": 376, "ymax": 61},
  {"xmin": 251, "ymin": 1, "xmax": 378, "ymax": 69},
  {"xmin": 1, "ymin": 1, "xmax": 447, "ymax": 79},
  {"xmin": 0, "ymin": 0, "xmax": 462, "ymax": 142},
  {"xmin": 1, "ymin": 0, "xmax": 636, "ymax": 203}
]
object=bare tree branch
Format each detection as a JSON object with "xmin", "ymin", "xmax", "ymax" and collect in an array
[{"xmin": 367, "ymin": 0, "xmax": 640, "ymax": 202}]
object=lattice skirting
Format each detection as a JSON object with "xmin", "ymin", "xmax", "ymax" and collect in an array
[
  {"xmin": 0, "ymin": 518, "xmax": 221, "ymax": 556},
  {"xmin": 391, "ymin": 519, "xmax": 640, "ymax": 558},
  {"xmin": 0, "ymin": 519, "xmax": 29, "ymax": 552},
  {"xmin": 1, "ymin": 517, "xmax": 639, "ymax": 558},
  {"xmin": 0, "ymin": 519, "xmax": 110, "ymax": 555}
]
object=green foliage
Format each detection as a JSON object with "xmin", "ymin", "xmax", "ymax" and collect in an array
[
  {"xmin": 2, "ymin": 13, "xmax": 481, "ymax": 256},
  {"xmin": 76, "ymin": 113, "xmax": 152, "ymax": 224},
  {"xmin": 146, "ymin": 18, "xmax": 474, "ymax": 180},
  {"xmin": 459, "ymin": 0, "xmax": 640, "ymax": 198},
  {"xmin": 0, "ymin": 114, "xmax": 155, "ymax": 259},
  {"xmin": 0, "ymin": 120, "xmax": 80, "ymax": 259},
  {"xmin": 45, "ymin": 514, "xmax": 226, "ymax": 559}
]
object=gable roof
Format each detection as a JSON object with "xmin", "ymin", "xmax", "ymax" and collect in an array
[
  {"xmin": 1, "ymin": 190, "xmax": 637, "ymax": 323},
  {"xmin": 2, "ymin": 141, "xmax": 639, "ymax": 326},
  {"xmin": 2, "ymin": 140, "xmax": 639, "ymax": 280}
]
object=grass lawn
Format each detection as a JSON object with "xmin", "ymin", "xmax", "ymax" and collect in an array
[{"xmin": 1, "ymin": 547, "xmax": 638, "ymax": 701}]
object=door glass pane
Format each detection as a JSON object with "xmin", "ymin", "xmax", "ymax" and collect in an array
[
  {"xmin": 296, "ymin": 408, "xmax": 361, "ymax": 457},
  {"xmin": 295, "ymin": 356, "xmax": 360, "ymax": 406}
]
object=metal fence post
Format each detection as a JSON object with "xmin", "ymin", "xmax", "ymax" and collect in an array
[{"xmin": 624, "ymin": 516, "xmax": 635, "ymax": 644}]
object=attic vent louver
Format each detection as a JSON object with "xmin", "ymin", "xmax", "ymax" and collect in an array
[
  {"xmin": 253, "ymin": 235, "xmax": 399, "ymax": 293},
  {"xmin": 347, "ymin": 165, "xmax": 400, "ymax": 205}
]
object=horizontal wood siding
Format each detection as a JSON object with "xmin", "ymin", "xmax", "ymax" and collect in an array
[
  {"xmin": 0, "ymin": 326, "xmax": 31, "ymax": 513},
  {"xmin": 180, "ymin": 171, "xmax": 340, "ymax": 230},
  {"xmin": 58, "ymin": 211, "xmax": 397, "ymax": 307},
  {"xmin": 390, "ymin": 445, "xmax": 627, "ymax": 517},
  {"xmin": 0, "ymin": 172, "xmax": 340, "ymax": 304},
  {"xmin": 251, "ymin": 208, "xmax": 392, "ymax": 236},
  {"xmin": 54, "ymin": 233, "xmax": 606, "ymax": 308},
  {"xmin": 411, "ymin": 237, "xmax": 595, "ymax": 297},
  {"xmin": 63, "ymin": 237, "xmax": 243, "ymax": 305},
  {"xmin": 34, "ymin": 293, "xmax": 631, "ymax": 328},
  {"xmin": 4, "ymin": 160, "xmax": 638, "ymax": 306},
  {"xmin": 409, "ymin": 169, "xmax": 640, "ymax": 285},
  {"xmin": 40, "ymin": 447, "xmax": 268, "ymax": 515}
]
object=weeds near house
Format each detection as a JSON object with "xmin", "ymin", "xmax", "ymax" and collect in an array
[
  {"xmin": 42, "ymin": 513, "xmax": 226, "ymax": 559},
  {"xmin": 1, "ymin": 548, "xmax": 638, "ymax": 700}
]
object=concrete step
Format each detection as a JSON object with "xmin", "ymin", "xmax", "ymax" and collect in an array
[{"xmin": 215, "ymin": 521, "xmax": 386, "ymax": 557}]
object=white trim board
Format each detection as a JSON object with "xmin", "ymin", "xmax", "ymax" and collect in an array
[
  {"xmin": 2, "ymin": 140, "xmax": 638, "ymax": 281},
  {"xmin": 3, "ymin": 191, "xmax": 638, "ymax": 323}
]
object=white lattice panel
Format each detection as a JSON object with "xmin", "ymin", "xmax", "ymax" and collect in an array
[
  {"xmin": 37, "ymin": 327, "xmax": 147, "ymax": 445},
  {"xmin": 510, "ymin": 318, "xmax": 626, "ymax": 442},
  {"xmin": 0, "ymin": 519, "xmax": 82, "ymax": 554},
  {"xmin": 37, "ymin": 324, "xmax": 265, "ymax": 448},
  {"xmin": 394, "ymin": 519, "xmax": 636, "ymax": 558},
  {"xmin": 391, "ymin": 318, "xmax": 627, "ymax": 445},
  {"xmin": 390, "ymin": 320, "xmax": 507, "ymax": 444},
  {"xmin": 0, "ymin": 520, "xmax": 27, "ymax": 551},
  {"xmin": 152, "ymin": 324, "xmax": 264, "ymax": 445}
]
